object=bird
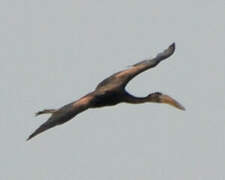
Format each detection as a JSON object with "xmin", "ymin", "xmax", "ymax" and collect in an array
[{"xmin": 27, "ymin": 43, "xmax": 185, "ymax": 141}]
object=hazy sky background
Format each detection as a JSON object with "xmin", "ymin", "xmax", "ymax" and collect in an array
[{"xmin": 1, "ymin": 0, "xmax": 225, "ymax": 179}]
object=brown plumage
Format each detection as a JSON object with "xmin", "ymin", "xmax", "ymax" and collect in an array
[{"xmin": 27, "ymin": 43, "xmax": 185, "ymax": 141}]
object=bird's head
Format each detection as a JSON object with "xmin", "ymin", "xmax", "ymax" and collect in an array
[{"xmin": 147, "ymin": 92, "xmax": 185, "ymax": 110}]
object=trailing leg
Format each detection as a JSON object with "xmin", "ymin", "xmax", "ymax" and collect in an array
[{"xmin": 35, "ymin": 109, "xmax": 57, "ymax": 116}]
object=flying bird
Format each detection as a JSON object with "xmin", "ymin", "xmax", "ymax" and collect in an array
[{"xmin": 27, "ymin": 43, "xmax": 185, "ymax": 140}]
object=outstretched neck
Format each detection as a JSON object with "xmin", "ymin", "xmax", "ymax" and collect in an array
[{"xmin": 124, "ymin": 93, "xmax": 151, "ymax": 104}]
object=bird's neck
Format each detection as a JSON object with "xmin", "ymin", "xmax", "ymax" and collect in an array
[{"xmin": 124, "ymin": 93, "xmax": 150, "ymax": 104}]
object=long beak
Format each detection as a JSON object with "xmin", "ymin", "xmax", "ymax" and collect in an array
[{"xmin": 159, "ymin": 94, "xmax": 185, "ymax": 111}]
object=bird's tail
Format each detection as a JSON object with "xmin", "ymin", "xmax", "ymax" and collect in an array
[{"xmin": 35, "ymin": 109, "xmax": 57, "ymax": 116}]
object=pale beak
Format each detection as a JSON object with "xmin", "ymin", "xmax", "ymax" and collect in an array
[{"xmin": 159, "ymin": 94, "xmax": 185, "ymax": 111}]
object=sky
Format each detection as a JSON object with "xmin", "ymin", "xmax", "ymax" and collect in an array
[{"xmin": 1, "ymin": 0, "xmax": 225, "ymax": 179}]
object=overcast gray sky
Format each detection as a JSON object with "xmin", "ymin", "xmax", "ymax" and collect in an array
[{"xmin": 1, "ymin": 0, "xmax": 225, "ymax": 179}]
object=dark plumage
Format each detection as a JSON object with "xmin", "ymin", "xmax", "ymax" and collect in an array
[{"xmin": 27, "ymin": 43, "xmax": 185, "ymax": 140}]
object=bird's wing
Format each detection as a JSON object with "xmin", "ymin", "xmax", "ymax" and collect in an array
[
  {"xmin": 27, "ymin": 94, "xmax": 93, "ymax": 140},
  {"xmin": 96, "ymin": 43, "xmax": 175, "ymax": 90}
]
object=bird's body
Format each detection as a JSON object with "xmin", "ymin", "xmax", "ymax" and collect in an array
[{"xmin": 27, "ymin": 43, "xmax": 185, "ymax": 140}]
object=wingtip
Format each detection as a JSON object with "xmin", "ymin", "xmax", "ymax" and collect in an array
[
  {"xmin": 26, "ymin": 128, "xmax": 43, "ymax": 141},
  {"xmin": 164, "ymin": 42, "xmax": 175, "ymax": 57},
  {"xmin": 26, "ymin": 134, "xmax": 34, "ymax": 141},
  {"xmin": 27, "ymin": 127, "xmax": 42, "ymax": 141},
  {"xmin": 169, "ymin": 42, "xmax": 176, "ymax": 51}
]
